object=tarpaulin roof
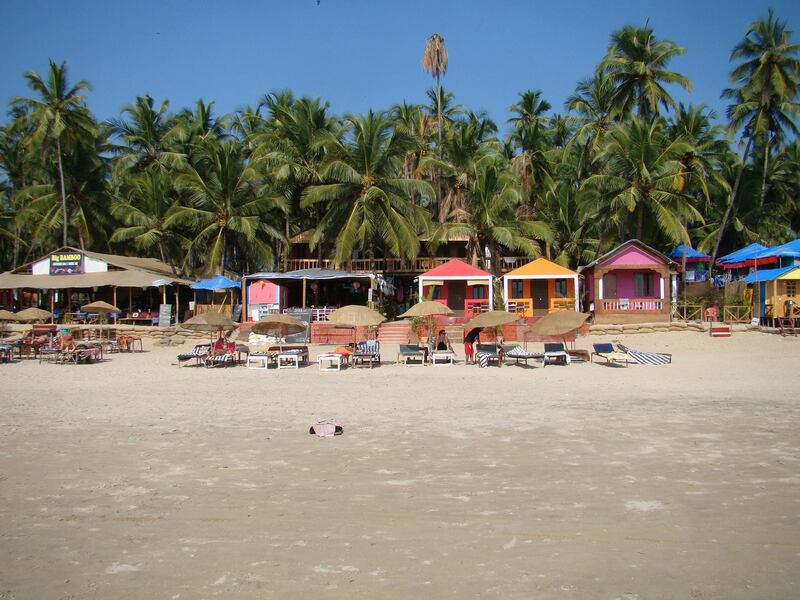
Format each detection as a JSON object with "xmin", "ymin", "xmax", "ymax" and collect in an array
[
  {"xmin": 717, "ymin": 242, "xmax": 768, "ymax": 265},
  {"xmin": 190, "ymin": 275, "xmax": 240, "ymax": 290},
  {"xmin": 742, "ymin": 265, "xmax": 799, "ymax": 283},
  {"xmin": 418, "ymin": 258, "xmax": 491, "ymax": 279},
  {"xmin": 244, "ymin": 269, "xmax": 374, "ymax": 285},
  {"xmin": 668, "ymin": 244, "xmax": 710, "ymax": 262},
  {"xmin": 754, "ymin": 239, "xmax": 800, "ymax": 260}
]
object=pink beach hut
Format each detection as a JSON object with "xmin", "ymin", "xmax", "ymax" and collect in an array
[
  {"xmin": 578, "ymin": 240, "xmax": 676, "ymax": 324},
  {"xmin": 416, "ymin": 259, "xmax": 494, "ymax": 317}
]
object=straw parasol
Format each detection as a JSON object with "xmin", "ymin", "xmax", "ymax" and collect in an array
[
  {"xmin": 251, "ymin": 314, "xmax": 307, "ymax": 339},
  {"xmin": 81, "ymin": 300, "xmax": 121, "ymax": 313},
  {"xmin": 328, "ymin": 305, "xmax": 386, "ymax": 327},
  {"xmin": 181, "ymin": 311, "xmax": 238, "ymax": 332},
  {"xmin": 399, "ymin": 301, "xmax": 453, "ymax": 344},
  {"xmin": 15, "ymin": 307, "xmax": 52, "ymax": 322},
  {"xmin": 465, "ymin": 310, "xmax": 519, "ymax": 329},
  {"xmin": 0, "ymin": 309, "xmax": 21, "ymax": 322},
  {"xmin": 526, "ymin": 311, "xmax": 590, "ymax": 336}
]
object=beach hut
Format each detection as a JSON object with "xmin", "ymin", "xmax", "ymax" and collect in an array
[
  {"xmin": 502, "ymin": 258, "xmax": 579, "ymax": 317},
  {"xmin": 416, "ymin": 259, "xmax": 493, "ymax": 317},
  {"xmin": 744, "ymin": 265, "xmax": 800, "ymax": 321},
  {"xmin": 715, "ymin": 242, "xmax": 769, "ymax": 269},
  {"xmin": 668, "ymin": 244, "xmax": 711, "ymax": 283},
  {"xmin": 578, "ymin": 240, "xmax": 675, "ymax": 324}
]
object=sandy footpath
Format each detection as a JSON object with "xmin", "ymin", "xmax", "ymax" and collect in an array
[{"xmin": 0, "ymin": 331, "xmax": 799, "ymax": 599}]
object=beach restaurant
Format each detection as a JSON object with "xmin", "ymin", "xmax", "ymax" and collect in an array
[
  {"xmin": 0, "ymin": 247, "xmax": 193, "ymax": 324},
  {"xmin": 416, "ymin": 259, "xmax": 494, "ymax": 317},
  {"xmin": 668, "ymin": 244, "xmax": 711, "ymax": 283},
  {"xmin": 502, "ymin": 258, "xmax": 579, "ymax": 317},
  {"xmin": 578, "ymin": 240, "xmax": 676, "ymax": 324}
]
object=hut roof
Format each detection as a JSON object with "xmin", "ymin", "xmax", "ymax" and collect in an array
[
  {"xmin": 418, "ymin": 259, "xmax": 491, "ymax": 279},
  {"xmin": 504, "ymin": 257, "xmax": 576, "ymax": 277}
]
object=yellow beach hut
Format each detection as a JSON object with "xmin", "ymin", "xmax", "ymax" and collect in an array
[{"xmin": 502, "ymin": 258, "xmax": 579, "ymax": 317}]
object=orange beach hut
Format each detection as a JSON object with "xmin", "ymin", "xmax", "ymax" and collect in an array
[{"xmin": 502, "ymin": 258, "xmax": 579, "ymax": 317}]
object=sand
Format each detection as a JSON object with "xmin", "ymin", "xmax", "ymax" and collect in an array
[{"xmin": 0, "ymin": 331, "xmax": 799, "ymax": 599}]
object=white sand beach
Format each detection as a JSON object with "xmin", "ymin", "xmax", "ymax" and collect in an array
[{"xmin": 1, "ymin": 331, "xmax": 799, "ymax": 599}]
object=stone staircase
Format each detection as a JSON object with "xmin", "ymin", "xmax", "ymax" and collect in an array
[{"xmin": 378, "ymin": 321, "xmax": 412, "ymax": 344}]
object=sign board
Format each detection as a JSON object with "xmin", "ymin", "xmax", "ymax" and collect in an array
[
  {"xmin": 158, "ymin": 304, "xmax": 172, "ymax": 328},
  {"xmin": 619, "ymin": 298, "xmax": 630, "ymax": 310},
  {"xmin": 284, "ymin": 308, "xmax": 312, "ymax": 343},
  {"xmin": 50, "ymin": 252, "xmax": 83, "ymax": 275},
  {"xmin": 231, "ymin": 304, "xmax": 242, "ymax": 323}
]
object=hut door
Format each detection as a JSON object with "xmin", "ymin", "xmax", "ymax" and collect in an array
[
  {"xmin": 449, "ymin": 280, "xmax": 467, "ymax": 313},
  {"xmin": 532, "ymin": 280, "xmax": 549, "ymax": 312}
]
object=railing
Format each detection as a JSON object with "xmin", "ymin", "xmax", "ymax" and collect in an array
[
  {"xmin": 599, "ymin": 298, "xmax": 664, "ymax": 311},
  {"xmin": 723, "ymin": 305, "xmax": 752, "ymax": 323},
  {"xmin": 549, "ymin": 297, "xmax": 576, "ymax": 312},
  {"xmin": 465, "ymin": 298, "xmax": 489, "ymax": 317},
  {"xmin": 507, "ymin": 299, "xmax": 533, "ymax": 316},
  {"xmin": 284, "ymin": 257, "xmax": 532, "ymax": 274},
  {"xmin": 674, "ymin": 303, "xmax": 703, "ymax": 321}
]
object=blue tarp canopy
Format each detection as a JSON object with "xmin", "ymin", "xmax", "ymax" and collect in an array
[
  {"xmin": 190, "ymin": 275, "xmax": 241, "ymax": 290},
  {"xmin": 754, "ymin": 238, "xmax": 800, "ymax": 260},
  {"xmin": 717, "ymin": 243, "xmax": 768, "ymax": 265},
  {"xmin": 668, "ymin": 244, "xmax": 710, "ymax": 262},
  {"xmin": 244, "ymin": 269, "xmax": 374, "ymax": 285},
  {"xmin": 742, "ymin": 265, "xmax": 797, "ymax": 283}
]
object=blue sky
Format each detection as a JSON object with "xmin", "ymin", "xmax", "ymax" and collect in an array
[{"xmin": 3, "ymin": 0, "xmax": 799, "ymax": 134}]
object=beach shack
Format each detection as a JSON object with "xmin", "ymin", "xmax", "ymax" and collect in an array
[
  {"xmin": 502, "ymin": 258, "xmax": 579, "ymax": 317},
  {"xmin": 668, "ymin": 244, "xmax": 711, "ymax": 283},
  {"xmin": 578, "ymin": 240, "xmax": 675, "ymax": 324},
  {"xmin": 417, "ymin": 259, "xmax": 493, "ymax": 317},
  {"xmin": 744, "ymin": 265, "xmax": 800, "ymax": 322}
]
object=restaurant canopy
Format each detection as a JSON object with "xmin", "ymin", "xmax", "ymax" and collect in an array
[
  {"xmin": 0, "ymin": 247, "xmax": 192, "ymax": 289},
  {"xmin": 190, "ymin": 275, "xmax": 241, "ymax": 290},
  {"xmin": 244, "ymin": 268, "xmax": 374, "ymax": 285},
  {"xmin": 668, "ymin": 244, "xmax": 711, "ymax": 263},
  {"xmin": 716, "ymin": 243, "xmax": 768, "ymax": 268},
  {"xmin": 753, "ymin": 239, "xmax": 800, "ymax": 262}
]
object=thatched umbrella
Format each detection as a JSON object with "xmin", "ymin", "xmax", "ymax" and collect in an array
[
  {"xmin": 399, "ymin": 301, "xmax": 453, "ymax": 343},
  {"xmin": 328, "ymin": 305, "xmax": 386, "ymax": 342},
  {"xmin": 526, "ymin": 311, "xmax": 590, "ymax": 336},
  {"xmin": 182, "ymin": 311, "xmax": 238, "ymax": 347},
  {"xmin": 81, "ymin": 300, "xmax": 121, "ymax": 314},
  {"xmin": 0, "ymin": 310, "xmax": 21, "ymax": 340},
  {"xmin": 15, "ymin": 307, "xmax": 52, "ymax": 322},
  {"xmin": 464, "ymin": 310, "xmax": 519, "ymax": 330},
  {"xmin": 251, "ymin": 314, "xmax": 307, "ymax": 340}
]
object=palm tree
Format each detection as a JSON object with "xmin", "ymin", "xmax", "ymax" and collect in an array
[
  {"xmin": 301, "ymin": 111, "xmax": 434, "ymax": 264},
  {"xmin": 11, "ymin": 60, "xmax": 95, "ymax": 246},
  {"xmin": 710, "ymin": 9, "xmax": 800, "ymax": 266},
  {"xmin": 586, "ymin": 117, "xmax": 703, "ymax": 245},
  {"xmin": 433, "ymin": 161, "xmax": 552, "ymax": 274},
  {"xmin": 564, "ymin": 71, "xmax": 619, "ymax": 177},
  {"xmin": 167, "ymin": 139, "xmax": 286, "ymax": 274},
  {"xmin": 507, "ymin": 90, "xmax": 554, "ymax": 208},
  {"xmin": 422, "ymin": 32, "xmax": 448, "ymax": 153},
  {"xmin": 601, "ymin": 25, "xmax": 692, "ymax": 118}
]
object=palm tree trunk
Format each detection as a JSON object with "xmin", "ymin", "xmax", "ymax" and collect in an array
[
  {"xmin": 436, "ymin": 75, "xmax": 443, "ymax": 157},
  {"xmin": 636, "ymin": 204, "xmax": 645, "ymax": 240},
  {"xmin": 710, "ymin": 134, "xmax": 754, "ymax": 267},
  {"xmin": 56, "ymin": 138, "xmax": 68, "ymax": 246},
  {"xmin": 759, "ymin": 137, "xmax": 770, "ymax": 207}
]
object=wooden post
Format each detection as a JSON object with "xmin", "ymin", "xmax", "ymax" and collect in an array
[
  {"xmin": 175, "ymin": 288, "xmax": 180, "ymax": 324},
  {"xmin": 128, "ymin": 287, "xmax": 133, "ymax": 314},
  {"xmin": 302, "ymin": 277, "xmax": 307, "ymax": 309},
  {"xmin": 162, "ymin": 285, "xmax": 167, "ymax": 304},
  {"xmin": 50, "ymin": 292, "xmax": 54, "ymax": 324},
  {"xmin": 112, "ymin": 287, "xmax": 118, "ymax": 324},
  {"xmin": 241, "ymin": 277, "xmax": 247, "ymax": 323}
]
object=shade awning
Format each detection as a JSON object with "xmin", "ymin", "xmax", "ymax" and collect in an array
[
  {"xmin": 244, "ymin": 269, "xmax": 373, "ymax": 286},
  {"xmin": 742, "ymin": 265, "xmax": 800, "ymax": 283},
  {"xmin": 422, "ymin": 279, "xmax": 444, "ymax": 286},
  {"xmin": 0, "ymin": 270, "xmax": 193, "ymax": 290},
  {"xmin": 190, "ymin": 275, "xmax": 240, "ymax": 290},
  {"xmin": 466, "ymin": 279, "xmax": 489, "ymax": 286}
]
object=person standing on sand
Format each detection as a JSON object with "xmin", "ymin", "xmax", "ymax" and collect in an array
[{"xmin": 464, "ymin": 327, "xmax": 480, "ymax": 364}]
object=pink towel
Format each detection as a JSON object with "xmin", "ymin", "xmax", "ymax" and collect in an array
[{"xmin": 309, "ymin": 419, "xmax": 343, "ymax": 437}]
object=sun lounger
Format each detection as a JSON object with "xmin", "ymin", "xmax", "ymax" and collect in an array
[
  {"xmin": 318, "ymin": 352, "xmax": 348, "ymax": 371},
  {"xmin": 268, "ymin": 345, "xmax": 309, "ymax": 365},
  {"xmin": 397, "ymin": 344, "xmax": 425, "ymax": 366},
  {"xmin": 353, "ymin": 340, "xmax": 381, "ymax": 368},
  {"xmin": 590, "ymin": 343, "xmax": 631, "ymax": 367},
  {"xmin": 617, "ymin": 343, "xmax": 672, "ymax": 365},
  {"xmin": 475, "ymin": 343, "xmax": 503, "ymax": 368},
  {"xmin": 177, "ymin": 343, "xmax": 210, "ymax": 367},
  {"xmin": 504, "ymin": 345, "xmax": 542, "ymax": 366},
  {"xmin": 542, "ymin": 342, "xmax": 570, "ymax": 367}
]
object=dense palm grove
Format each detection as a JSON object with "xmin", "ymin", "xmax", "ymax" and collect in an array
[{"xmin": 1, "ymin": 11, "xmax": 799, "ymax": 277}]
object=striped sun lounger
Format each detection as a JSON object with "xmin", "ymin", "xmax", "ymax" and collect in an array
[{"xmin": 617, "ymin": 344, "xmax": 672, "ymax": 365}]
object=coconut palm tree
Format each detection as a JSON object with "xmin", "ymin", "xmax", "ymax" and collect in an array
[
  {"xmin": 601, "ymin": 25, "xmax": 692, "ymax": 118},
  {"xmin": 586, "ymin": 116, "xmax": 703, "ymax": 245},
  {"xmin": 710, "ymin": 9, "xmax": 800, "ymax": 266},
  {"xmin": 11, "ymin": 60, "xmax": 95, "ymax": 246},
  {"xmin": 422, "ymin": 32, "xmax": 448, "ymax": 153},
  {"xmin": 507, "ymin": 90, "xmax": 554, "ymax": 209},
  {"xmin": 167, "ymin": 139, "xmax": 286, "ymax": 274},
  {"xmin": 301, "ymin": 111, "xmax": 434, "ymax": 264}
]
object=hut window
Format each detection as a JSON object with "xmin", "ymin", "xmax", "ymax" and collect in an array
[
  {"xmin": 787, "ymin": 281, "xmax": 797, "ymax": 298},
  {"xmin": 511, "ymin": 281, "xmax": 524, "ymax": 298},
  {"xmin": 472, "ymin": 285, "xmax": 487, "ymax": 299},
  {"xmin": 431, "ymin": 285, "xmax": 442, "ymax": 300},
  {"xmin": 555, "ymin": 280, "xmax": 568, "ymax": 298},
  {"xmin": 634, "ymin": 272, "xmax": 654, "ymax": 297}
]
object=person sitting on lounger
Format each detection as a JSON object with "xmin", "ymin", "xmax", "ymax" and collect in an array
[{"xmin": 435, "ymin": 330, "xmax": 452, "ymax": 351}]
